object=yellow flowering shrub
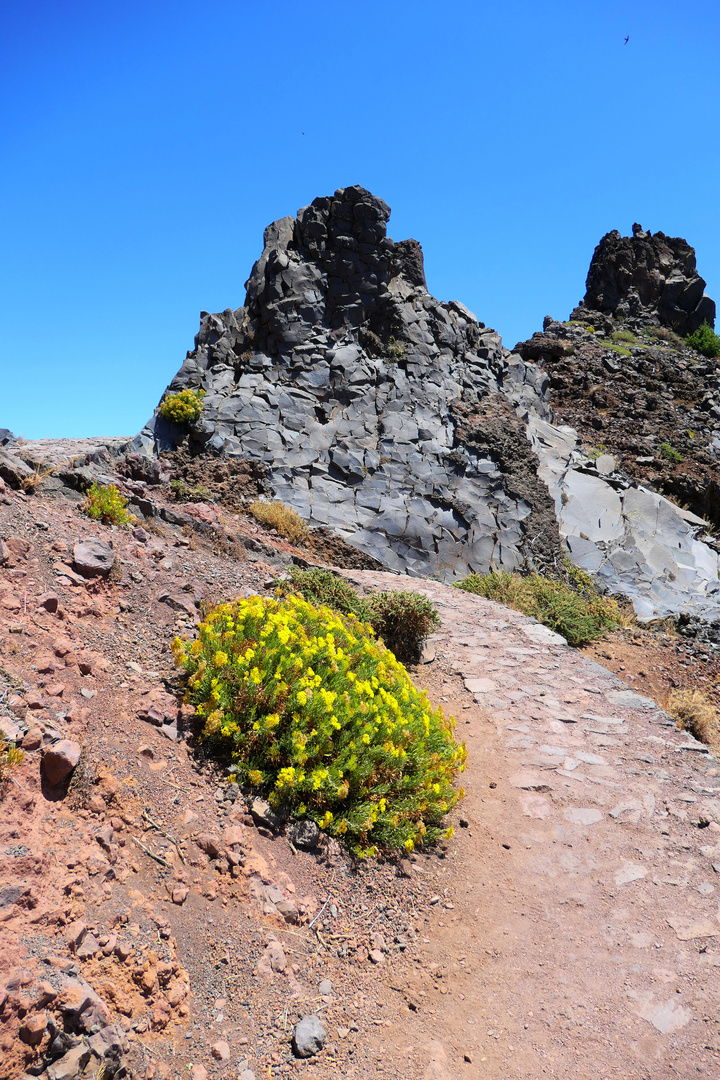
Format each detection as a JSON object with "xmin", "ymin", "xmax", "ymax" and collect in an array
[
  {"xmin": 172, "ymin": 595, "xmax": 466, "ymax": 856},
  {"xmin": 81, "ymin": 482, "xmax": 131, "ymax": 525},
  {"xmin": 159, "ymin": 388, "xmax": 206, "ymax": 423}
]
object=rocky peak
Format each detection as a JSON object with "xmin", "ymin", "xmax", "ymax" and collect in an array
[
  {"xmin": 134, "ymin": 186, "xmax": 557, "ymax": 579},
  {"xmin": 569, "ymin": 224, "xmax": 715, "ymax": 335}
]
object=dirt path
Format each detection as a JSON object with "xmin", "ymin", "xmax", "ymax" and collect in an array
[{"xmin": 345, "ymin": 571, "xmax": 720, "ymax": 1080}]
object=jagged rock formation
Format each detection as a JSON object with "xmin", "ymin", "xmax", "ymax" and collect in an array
[
  {"xmin": 134, "ymin": 186, "xmax": 556, "ymax": 578},
  {"xmin": 569, "ymin": 223, "xmax": 715, "ymax": 334},
  {"xmin": 134, "ymin": 197, "xmax": 720, "ymax": 624}
]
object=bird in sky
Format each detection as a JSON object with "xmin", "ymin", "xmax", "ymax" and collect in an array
[{"xmin": 624, "ymin": 35, "xmax": 629, "ymax": 44}]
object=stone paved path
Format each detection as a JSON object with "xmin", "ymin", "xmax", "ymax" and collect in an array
[{"xmin": 347, "ymin": 571, "xmax": 720, "ymax": 1079}]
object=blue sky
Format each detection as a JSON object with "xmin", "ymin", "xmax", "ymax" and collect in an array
[{"xmin": 2, "ymin": 0, "xmax": 720, "ymax": 438}]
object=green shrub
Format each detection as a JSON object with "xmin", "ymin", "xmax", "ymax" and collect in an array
[
  {"xmin": 172, "ymin": 595, "xmax": 465, "ymax": 856},
  {"xmin": 248, "ymin": 499, "xmax": 309, "ymax": 544},
  {"xmin": 659, "ymin": 442, "xmax": 683, "ymax": 464},
  {"xmin": 455, "ymin": 570, "xmax": 621, "ymax": 647},
  {"xmin": 612, "ymin": 330, "xmax": 637, "ymax": 345},
  {"xmin": 365, "ymin": 590, "xmax": 441, "ymax": 664},
  {"xmin": 159, "ymin": 388, "xmax": 206, "ymax": 423},
  {"xmin": 686, "ymin": 321, "xmax": 720, "ymax": 358},
  {"xmin": 277, "ymin": 567, "xmax": 372, "ymax": 621},
  {"xmin": 81, "ymin": 483, "xmax": 131, "ymax": 525},
  {"xmin": 278, "ymin": 570, "xmax": 441, "ymax": 664}
]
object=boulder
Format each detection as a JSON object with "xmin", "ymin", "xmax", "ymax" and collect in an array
[
  {"xmin": 73, "ymin": 538, "xmax": 115, "ymax": 578},
  {"xmin": 0, "ymin": 449, "xmax": 34, "ymax": 488},
  {"xmin": 42, "ymin": 740, "xmax": 82, "ymax": 786}
]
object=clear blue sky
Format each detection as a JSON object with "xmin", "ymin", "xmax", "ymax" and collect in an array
[{"xmin": 2, "ymin": 0, "xmax": 720, "ymax": 439}]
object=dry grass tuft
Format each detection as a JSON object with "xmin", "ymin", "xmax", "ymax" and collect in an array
[
  {"xmin": 247, "ymin": 499, "xmax": 309, "ymax": 545},
  {"xmin": 667, "ymin": 689, "xmax": 720, "ymax": 749}
]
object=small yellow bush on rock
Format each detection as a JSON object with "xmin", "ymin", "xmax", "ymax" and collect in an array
[
  {"xmin": 82, "ymin": 482, "xmax": 131, "ymax": 525},
  {"xmin": 0, "ymin": 737, "xmax": 24, "ymax": 787},
  {"xmin": 172, "ymin": 595, "xmax": 465, "ymax": 856},
  {"xmin": 159, "ymin": 388, "xmax": 206, "ymax": 423}
]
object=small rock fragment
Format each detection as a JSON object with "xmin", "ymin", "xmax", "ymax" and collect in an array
[
  {"xmin": 292, "ymin": 1014, "xmax": 326, "ymax": 1058},
  {"xmin": 212, "ymin": 1041, "xmax": 231, "ymax": 1063}
]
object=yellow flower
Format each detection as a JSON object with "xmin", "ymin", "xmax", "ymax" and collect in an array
[
  {"xmin": 213, "ymin": 650, "xmax": 228, "ymax": 668},
  {"xmin": 296, "ymin": 690, "xmax": 307, "ymax": 706}
]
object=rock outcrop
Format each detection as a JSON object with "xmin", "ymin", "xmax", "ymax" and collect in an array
[
  {"xmin": 515, "ymin": 317, "xmax": 720, "ymax": 529},
  {"xmin": 133, "ymin": 195, "xmax": 720, "ymax": 624},
  {"xmin": 134, "ymin": 186, "xmax": 557, "ymax": 579},
  {"xmin": 569, "ymin": 223, "xmax": 715, "ymax": 334}
]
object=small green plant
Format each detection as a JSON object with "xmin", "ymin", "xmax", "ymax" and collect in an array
[
  {"xmin": 248, "ymin": 499, "xmax": 309, "ymax": 544},
  {"xmin": 278, "ymin": 569, "xmax": 441, "ymax": 664},
  {"xmin": 586, "ymin": 326, "xmax": 595, "ymax": 333},
  {"xmin": 385, "ymin": 336, "xmax": 406, "ymax": 363},
  {"xmin": 611, "ymin": 330, "xmax": 637, "ymax": 345},
  {"xmin": 172, "ymin": 595, "xmax": 466, "ymax": 856},
  {"xmin": 0, "ymin": 738, "xmax": 24, "ymax": 787},
  {"xmin": 455, "ymin": 570, "xmax": 621, "ymax": 647},
  {"xmin": 585, "ymin": 444, "xmax": 607, "ymax": 461},
  {"xmin": 686, "ymin": 321, "xmax": 720, "ymax": 358},
  {"xmin": 159, "ymin": 388, "xmax": 206, "ymax": 423},
  {"xmin": 659, "ymin": 442, "xmax": 683, "ymax": 464},
  {"xmin": 170, "ymin": 478, "xmax": 214, "ymax": 503},
  {"xmin": 365, "ymin": 590, "xmax": 441, "ymax": 664},
  {"xmin": 82, "ymin": 483, "xmax": 131, "ymax": 525}
]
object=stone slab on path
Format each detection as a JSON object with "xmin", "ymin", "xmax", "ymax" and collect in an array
[{"xmin": 345, "ymin": 570, "xmax": 720, "ymax": 1079}]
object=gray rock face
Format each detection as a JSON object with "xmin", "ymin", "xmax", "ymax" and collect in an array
[
  {"xmin": 134, "ymin": 186, "xmax": 556, "ymax": 580},
  {"xmin": 292, "ymin": 1014, "xmax": 326, "ymax": 1058},
  {"xmin": 528, "ymin": 415, "xmax": 720, "ymax": 623},
  {"xmin": 570, "ymin": 224, "xmax": 715, "ymax": 335}
]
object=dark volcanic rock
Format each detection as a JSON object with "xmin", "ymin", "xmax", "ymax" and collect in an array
[
  {"xmin": 569, "ymin": 223, "xmax": 715, "ymax": 335},
  {"xmin": 452, "ymin": 394, "xmax": 563, "ymax": 573},
  {"xmin": 134, "ymin": 186, "xmax": 557, "ymax": 580}
]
